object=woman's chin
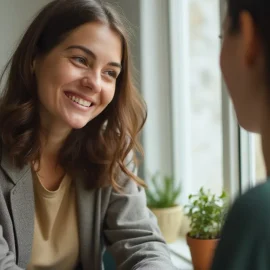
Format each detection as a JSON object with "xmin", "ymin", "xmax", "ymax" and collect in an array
[
  {"xmin": 65, "ymin": 118, "xmax": 91, "ymax": 130},
  {"xmin": 238, "ymin": 115, "xmax": 260, "ymax": 134},
  {"xmin": 241, "ymin": 125, "xmax": 260, "ymax": 134},
  {"xmin": 69, "ymin": 122, "xmax": 89, "ymax": 130}
]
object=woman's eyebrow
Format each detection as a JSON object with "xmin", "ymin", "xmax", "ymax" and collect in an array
[{"xmin": 65, "ymin": 45, "xmax": 122, "ymax": 69}]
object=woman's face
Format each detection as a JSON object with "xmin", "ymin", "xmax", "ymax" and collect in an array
[
  {"xmin": 220, "ymin": 13, "xmax": 266, "ymax": 133},
  {"xmin": 34, "ymin": 22, "xmax": 122, "ymax": 130}
]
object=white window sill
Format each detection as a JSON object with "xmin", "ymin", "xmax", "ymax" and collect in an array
[{"xmin": 168, "ymin": 237, "xmax": 193, "ymax": 269}]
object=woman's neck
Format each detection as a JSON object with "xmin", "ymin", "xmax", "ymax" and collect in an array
[
  {"xmin": 260, "ymin": 106, "xmax": 270, "ymax": 177},
  {"xmin": 39, "ymin": 110, "xmax": 72, "ymax": 158},
  {"xmin": 34, "ymin": 120, "xmax": 71, "ymax": 190},
  {"xmin": 261, "ymin": 135, "xmax": 270, "ymax": 178},
  {"xmin": 40, "ymin": 128, "xmax": 69, "ymax": 158}
]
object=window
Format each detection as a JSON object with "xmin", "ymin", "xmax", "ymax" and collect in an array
[
  {"xmin": 167, "ymin": 0, "xmax": 224, "ymax": 204},
  {"xmin": 140, "ymin": 2, "xmax": 227, "ymax": 265},
  {"xmin": 255, "ymin": 134, "xmax": 266, "ymax": 183},
  {"xmin": 189, "ymin": 0, "xmax": 223, "ymax": 195}
]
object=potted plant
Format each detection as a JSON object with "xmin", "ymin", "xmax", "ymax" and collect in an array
[
  {"xmin": 185, "ymin": 187, "xmax": 228, "ymax": 270},
  {"xmin": 146, "ymin": 172, "xmax": 182, "ymax": 243}
]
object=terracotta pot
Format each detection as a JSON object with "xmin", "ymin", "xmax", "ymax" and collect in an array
[
  {"xmin": 150, "ymin": 205, "xmax": 183, "ymax": 243},
  {"xmin": 186, "ymin": 234, "xmax": 219, "ymax": 270}
]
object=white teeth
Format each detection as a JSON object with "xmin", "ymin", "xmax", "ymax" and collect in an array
[
  {"xmin": 83, "ymin": 100, "xmax": 91, "ymax": 107},
  {"xmin": 67, "ymin": 95, "xmax": 92, "ymax": 107}
]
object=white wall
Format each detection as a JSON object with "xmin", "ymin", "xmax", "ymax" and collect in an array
[{"xmin": 0, "ymin": 0, "xmax": 50, "ymax": 74}]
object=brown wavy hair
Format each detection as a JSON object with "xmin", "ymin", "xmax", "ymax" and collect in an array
[{"xmin": 0, "ymin": 0, "xmax": 147, "ymax": 190}]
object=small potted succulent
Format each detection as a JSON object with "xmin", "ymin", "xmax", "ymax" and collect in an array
[
  {"xmin": 184, "ymin": 187, "xmax": 228, "ymax": 270},
  {"xmin": 146, "ymin": 172, "xmax": 182, "ymax": 243}
]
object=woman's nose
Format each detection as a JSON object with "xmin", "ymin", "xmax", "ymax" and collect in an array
[{"xmin": 81, "ymin": 72, "xmax": 101, "ymax": 93}]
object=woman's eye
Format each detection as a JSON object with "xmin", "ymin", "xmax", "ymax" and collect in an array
[
  {"xmin": 72, "ymin": 56, "xmax": 87, "ymax": 66},
  {"xmin": 104, "ymin": 70, "xmax": 117, "ymax": 79}
]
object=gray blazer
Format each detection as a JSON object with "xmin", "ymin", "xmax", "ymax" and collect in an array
[{"xmin": 0, "ymin": 145, "xmax": 177, "ymax": 270}]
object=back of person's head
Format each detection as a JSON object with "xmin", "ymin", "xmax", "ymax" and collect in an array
[
  {"xmin": 219, "ymin": 0, "xmax": 270, "ymax": 133},
  {"xmin": 0, "ymin": 0, "xmax": 146, "ymax": 190}
]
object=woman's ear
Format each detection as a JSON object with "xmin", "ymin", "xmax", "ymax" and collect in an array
[{"xmin": 239, "ymin": 11, "xmax": 261, "ymax": 66}]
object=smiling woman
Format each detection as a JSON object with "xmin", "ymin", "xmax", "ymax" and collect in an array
[
  {"xmin": 0, "ymin": 0, "xmax": 176, "ymax": 269},
  {"xmin": 34, "ymin": 22, "xmax": 122, "ymax": 131}
]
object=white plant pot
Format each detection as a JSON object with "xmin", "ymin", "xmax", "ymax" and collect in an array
[{"xmin": 150, "ymin": 205, "xmax": 183, "ymax": 243}]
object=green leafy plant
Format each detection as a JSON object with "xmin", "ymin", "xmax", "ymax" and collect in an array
[
  {"xmin": 146, "ymin": 172, "xmax": 181, "ymax": 208},
  {"xmin": 185, "ymin": 187, "xmax": 228, "ymax": 239}
]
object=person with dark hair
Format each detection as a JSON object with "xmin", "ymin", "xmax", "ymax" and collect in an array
[
  {"xmin": 211, "ymin": 1, "xmax": 270, "ymax": 269},
  {"xmin": 0, "ymin": 0, "xmax": 176, "ymax": 269}
]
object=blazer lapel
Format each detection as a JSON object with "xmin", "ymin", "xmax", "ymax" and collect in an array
[
  {"xmin": 76, "ymin": 177, "xmax": 96, "ymax": 269},
  {"xmin": 1, "ymin": 148, "xmax": 34, "ymax": 268}
]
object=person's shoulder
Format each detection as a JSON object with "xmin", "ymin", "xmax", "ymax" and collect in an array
[
  {"xmin": 237, "ymin": 180, "xmax": 270, "ymax": 205},
  {"xmin": 230, "ymin": 180, "xmax": 270, "ymax": 223}
]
